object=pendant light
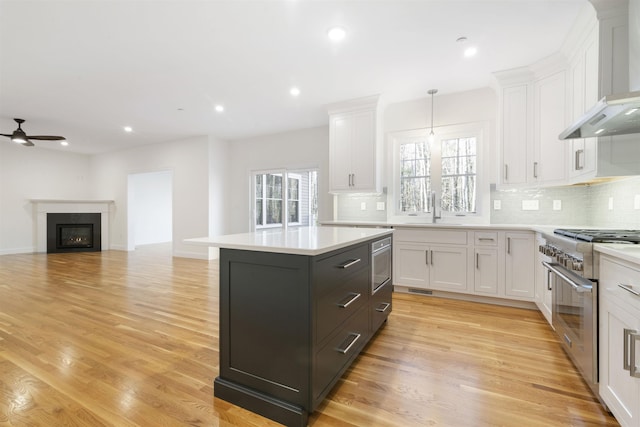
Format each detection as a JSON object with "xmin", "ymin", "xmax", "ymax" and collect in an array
[{"xmin": 428, "ymin": 89, "xmax": 438, "ymax": 143}]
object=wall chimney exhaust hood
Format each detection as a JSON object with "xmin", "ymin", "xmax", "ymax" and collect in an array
[{"xmin": 559, "ymin": 90, "xmax": 640, "ymax": 139}]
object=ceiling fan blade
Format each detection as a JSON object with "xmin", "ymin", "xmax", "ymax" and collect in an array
[
  {"xmin": 27, "ymin": 135, "xmax": 66, "ymax": 141},
  {"xmin": 0, "ymin": 133, "xmax": 13, "ymax": 137}
]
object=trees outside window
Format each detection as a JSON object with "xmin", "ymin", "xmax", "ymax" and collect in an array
[
  {"xmin": 254, "ymin": 170, "xmax": 318, "ymax": 229},
  {"xmin": 393, "ymin": 125, "xmax": 480, "ymax": 218}
]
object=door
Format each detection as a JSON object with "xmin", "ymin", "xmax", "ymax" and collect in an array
[
  {"xmin": 474, "ymin": 248, "xmax": 499, "ymax": 295},
  {"xmin": 329, "ymin": 114, "xmax": 352, "ymax": 191},
  {"xmin": 505, "ymin": 232, "xmax": 535, "ymax": 299},
  {"xmin": 394, "ymin": 243, "xmax": 429, "ymax": 288},
  {"xmin": 429, "ymin": 246, "xmax": 468, "ymax": 292}
]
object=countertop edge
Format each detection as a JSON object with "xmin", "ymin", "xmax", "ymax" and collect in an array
[
  {"xmin": 595, "ymin": 243, "xmax": 640, "ymax": 265},
  {"xmin": 185, "ymin": 227, "xmax": 393, "ymax": 256}
]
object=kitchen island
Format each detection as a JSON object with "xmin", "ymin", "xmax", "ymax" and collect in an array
[{"xmin": 186, "ymin": 226, "xmax": 393, "ymax": 427}]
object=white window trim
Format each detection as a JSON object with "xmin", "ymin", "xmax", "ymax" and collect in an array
[
  {"xmin": 252, "ymin": 170, "xmax": 302, "ymax": 230},
  {"xmin": 388, "ymin": 122, "xmax": 490, "ymax": 224}
]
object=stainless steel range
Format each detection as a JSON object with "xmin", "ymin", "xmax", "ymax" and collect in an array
[{"xmin": 538, "ymin": 228, "xmax": 640, "ymax": 402}]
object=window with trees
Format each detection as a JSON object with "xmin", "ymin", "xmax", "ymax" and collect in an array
[
  {"xmin": 254, "ymin": 170, "xmax": 318, "ymax": 229},
  {"xmin": 394, "ymin": 125, "xmax": 479, "ymax": 218}
]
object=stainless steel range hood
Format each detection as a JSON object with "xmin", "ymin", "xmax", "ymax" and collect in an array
[{"xmin": 559, "ymin": 90, "xmax": 640, "ymax": 139}]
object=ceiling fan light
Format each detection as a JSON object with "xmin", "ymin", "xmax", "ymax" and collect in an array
[{"xmin": 12, "ymin": 136, "xmax": 27, "ymax": 144}]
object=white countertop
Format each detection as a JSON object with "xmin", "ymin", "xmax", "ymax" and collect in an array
[
  {"xmin": 595, "ymin": 243, "xmax": 640, "ymax": 265},
  {"xmin": 185, "ymin": 226, "xmax": 393, "ymax": 256}
]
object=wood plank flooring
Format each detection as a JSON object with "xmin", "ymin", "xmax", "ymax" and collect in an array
[{"xmin": 0, "ymin": 245, "xmax": 619, "ymax": 426}]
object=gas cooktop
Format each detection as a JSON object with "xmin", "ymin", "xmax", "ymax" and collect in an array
[{"xmin": 554, "ymin": 228, "xmax": 640, "ymax": 243}]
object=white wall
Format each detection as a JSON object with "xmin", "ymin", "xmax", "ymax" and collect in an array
[
  {"xmin": 130, "ymin": 171, "xmax": 172, "ymax": 246},
  {"xmin": 90, "ymin": 135, "xmax": 218, "ymax": 258},
  {"xmin": 0, "ymin": 142, "xmax": 92, "ymax": 254},
  {"xmin": 226, "ymin": 126, "xmax": 330, "ymax": 234}
]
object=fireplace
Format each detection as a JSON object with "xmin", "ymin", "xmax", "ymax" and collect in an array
[{"xmin": 47, "ymin": 213, "xmax": 101, "ymax": 253}]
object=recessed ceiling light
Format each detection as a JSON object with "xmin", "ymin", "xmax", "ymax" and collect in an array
[
  {"xmin": 60, "ymin": 140, "xmax": 69, "ymax": 146},
  {"xmin": 290, "ymin": 87, "xmax": 301, "ymax": 97},
  {"xmin": 215, "ymin": 105, "xmax": 225, "ymax": 113},
  {"xmin": 464, "ymin": 46, "xmax": 478, "ymax": 58},
  {"xmin": 124, "ymin": 126, "xmax": 133, "ymax": 133},
  {"xmin": 327, "ymin": 26, "xmax": 346, "ymax": 42}
]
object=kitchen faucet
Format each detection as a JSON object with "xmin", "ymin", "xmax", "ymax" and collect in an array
[{"xmin": 430, "ymin": 191, "xmax": 441, "ymax": 223}]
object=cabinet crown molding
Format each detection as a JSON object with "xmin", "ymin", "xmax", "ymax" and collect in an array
[{"xmin": 327, "ymin": 94, "xmax": 380, "ymax": 115}]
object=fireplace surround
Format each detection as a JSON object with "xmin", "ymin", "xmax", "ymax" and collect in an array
[{"xmin": 31, "ymin": 200, "xmax": 113, "ymax": 253}]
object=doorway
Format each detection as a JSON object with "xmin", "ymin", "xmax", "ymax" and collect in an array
[{"xmin": 127, "ymin": 171, "xmax": 173, "ymax": 251}]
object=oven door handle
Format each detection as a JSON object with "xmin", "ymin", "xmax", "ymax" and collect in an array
[{"xmin": 542, "ymin": 261, "xmax": 592, "ymax": 293}]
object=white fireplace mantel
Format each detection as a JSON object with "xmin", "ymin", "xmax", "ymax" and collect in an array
[{"xmin": 31, "ymin": 199, "xmax": 114, "ymax": 253}]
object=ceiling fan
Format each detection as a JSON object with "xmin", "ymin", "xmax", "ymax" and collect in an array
[{"xmin": 1, "ymin": 118, "xmax": 66, "ymax": 147}]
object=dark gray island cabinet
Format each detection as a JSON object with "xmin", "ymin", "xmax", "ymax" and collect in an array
[{"xmin": 187, "ymin": 227, "xmax": 392, "ymax": 426}]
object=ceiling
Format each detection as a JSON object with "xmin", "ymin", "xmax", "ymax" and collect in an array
[{"xmin": 0, "ymin": 0, "xmax": 587, "ymax": 155}]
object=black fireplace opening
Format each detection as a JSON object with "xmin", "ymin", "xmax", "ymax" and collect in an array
[{"xmin": 47, "ymin": 213, "xmax": 101, "ymax": 253}]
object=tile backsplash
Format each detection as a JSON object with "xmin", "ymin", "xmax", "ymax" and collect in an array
[
  {"xmin": 336, "ymin": 176, "xmax": 640, "ymax": 228},
  {"xmin": 491, "ymin": 176, "xmax": 640, "ymax": 228}
]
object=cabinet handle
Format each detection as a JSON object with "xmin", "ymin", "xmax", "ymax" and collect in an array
[
  {"xmin": 430, "ymin": 250, "xmax": 433, "ymax": 265},
  {"xmin": 504, "ymin": 164, "xmax": 509, "ymax": 181},
  {"xmin": 507, "ymin": 237, "xmax": 511, "ymax": 254},
  {"xmin": 351, "ymin": 174, "xmax": 355, "ymax": 187},
  {"xmin": 425, "ymin": 250, "xmax": 429, "ymax": 265},
  {"xmin": 619, "ymin": 283, "xmax": 640, "ymax": 296},
  {"xmin": 338, "ymin": 258, "xmax": 361, "ymax": 269},
  {"xmin": 478, "ymin": 238, "xmax": 495, "ymax": 242},
  {"xmin": 624, "ymin": 328, "xmax": 637, "ymax": 371},
  {"xmin": 575, "ymin": 149, "xmax": 584, "ymax": 171},
  {"xmin": 533, "ymin": 162, "xmax": 538, "ymax": 178},
  {"xmin": 547, "ymin": 269, "xmax": 552, "ymax": 291},
  {"xmin": 631, "ymin": 331, "xmax": 640, "ymax": 378},
  {"xmin": 476, "ymin": 253, "xmax": 479, "ymax": 269},
  {"xmin": 338, "ymin": 293, "xmax": 361, "ymax": 308},
  {"xmin": 337, "ymin": 333, "xmax": 361, "ymax": 354},
  {"xmin": 375, "ymin": 302, "xmax": 391, "ymax": 313}
]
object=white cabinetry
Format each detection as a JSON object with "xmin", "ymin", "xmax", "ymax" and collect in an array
[
  {"xmin": 473, "ymin": 232, "xmax": 500, "ymax": 295},
  {"xmin": 535, "ymin": 233, "xmax": 553, "ymax": 325},
  {"xmin": 533, "ymin": 69, "xmax": 569, "ymax": 186},
  {"xmin": 504, "ymin": 232, "xmax": 536, "ymax": 300},
  {"xmin": 599, "ymin": 253, "xmax": 640, "ymax": 427},
  {"xmin": 567, "ymin": 24, "xmax": 599, "ymax": 181},
  {"xmin": 394, "ymin": 229, "xmax": 468, "ymax": 293},
  {"xmin": 495, "ymin": 64, "xmax": 569, "ymax": 188},
  {"xmin": 393, "ymin": 227, "xmax": 535, "ymax": 304},
  {"xmin": 328, "ymin": 95, "xmax": 381, "ymax": 193},
  {"xmin": 496, "ymin": 71, "xmax": 533, "ymax": 187}
]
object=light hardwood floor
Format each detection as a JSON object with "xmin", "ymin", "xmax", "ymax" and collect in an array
[{"xmin": 0, "ymin": 245, "xmax": 619, "ymax": 426}]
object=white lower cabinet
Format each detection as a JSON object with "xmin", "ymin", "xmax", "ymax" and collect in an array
[
  {"xmin": 535, "ymin": 233, "xmax": 553, "ymax": 325},
  {"xmin": 393, "ymin": 228, "xmax": 535, "ymax": 303},
  {"xmin": 599, "ymin": 253, "xmax": 640, "ymax": 427},
  {"xmin": 504, "ymin": 232, "xmax": 536, "ymax": 300},
  {"xmin": 394, "ymin": 242, "xmax": 468, "ymax": 292}
]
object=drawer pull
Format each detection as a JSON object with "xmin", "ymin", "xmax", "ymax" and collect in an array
[
  {"xmin": 375, "ymin": 302, "xmax": 391, "ymax": 313},
  {"xmin": 338, "ymin": 259, "xmax": 361, "ymax": 269},
  {"xmin": 337, "ymin": 333, "xmax": 361, "ymax": 355},
  {"xmin": 619, "ymin": 283, "xmax": 640, "ymax": 296},
  {"xmin": 338, "ymin": 293, "xmax": 361, "ymax": 308},
  {"xmin": 478, "ymin": 238, "xmax": 495, "ymax": 242}
]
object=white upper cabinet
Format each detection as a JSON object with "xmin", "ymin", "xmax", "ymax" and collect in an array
[
  {"xmin": 328, "ymin": 95, "xmax": 382, "ymax": 193},
  {"xmin": 533, "ymin": 67, "xmax": 569, "ymax": 186}
]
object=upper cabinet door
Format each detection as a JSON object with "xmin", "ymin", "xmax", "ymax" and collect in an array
[
  {"xmin": 534, "ymin": 70, "xmax": 568, "ymax": 185},
  {"xmin": 328, "ymin": 95, "xmax": 381, "ymax": 194},
  {"xmin": 500, "ymin": 83, "xmax": 532, "ymax": 186}
]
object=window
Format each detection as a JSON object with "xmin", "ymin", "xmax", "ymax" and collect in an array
[
  {"xmin": 254, "ymin": 170, "xmax": 318, "ymax": 229},
  {"xmin": 393, "ymin": 124, "xmax": 481, "ymax": 218}
]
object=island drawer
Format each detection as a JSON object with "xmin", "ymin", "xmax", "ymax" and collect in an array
[
  {"xmin": 312, "ymin": 305, "xmax": 369, "ymax": 406},
  {"xmin": 313, "ymin": 243, "xmax": 369, "ymax": 295},
  {"xmin": 315, "ymin": 268, "xmax": 369, "ymax": 344},
  {"xmin": 370, "ymin": 281, "xmax": 392, "ymax": 332}
]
